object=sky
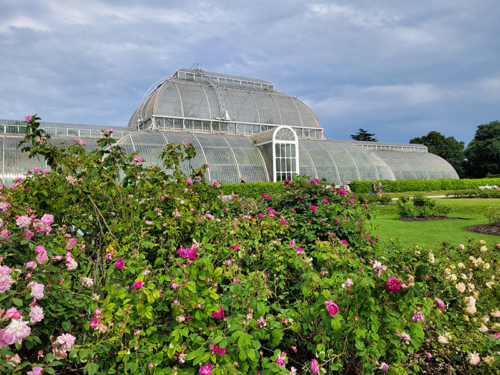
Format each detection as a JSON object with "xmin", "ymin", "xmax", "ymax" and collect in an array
[{"xmin": 1, "ymin": 0, "xmax": 499, "ymax": 145}]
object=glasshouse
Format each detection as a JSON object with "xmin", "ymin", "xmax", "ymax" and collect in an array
[{"xmin": 0, "ymin": 67, "xmax": 458, "ymax": 185}]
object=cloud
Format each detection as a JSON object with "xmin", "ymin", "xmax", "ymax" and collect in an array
[{"xmin": 0, "ymin": 0, "xmax": 499, "ymax": 144}]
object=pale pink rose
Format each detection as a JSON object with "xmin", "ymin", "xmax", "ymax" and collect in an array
[
  {"xmin": 29, "ymin": 305, "xmax": 44, "ymax": 323},
  {"xmin": 55, "ymin": 333, "xmax": 76, "ymax": 351},
  {"xmin": 3, "ymin": 318, "xmax": 31, "ymax": 345},
  {"xmin": 16, "ymin": 215, "xmax": 31, "ymax": 228},
  {"xmin": 5, "ymin": 307, "xmax": 22, "ymax": 319},
  {"xmin": 0, "ymin": 273, "xmax": 14, "ymax": 292},
  {"xmin": 30, "ymin": 282, "xmax": 45, "ymax": 300},
  {"xmin": 66, "ymin": 259, "xmax": 78, "ymax": 271},
  {"xmin": 27, "ymin": 367, "xmax": 43, "ymax": 375},
  {"xmin": 40, "ymin": 214, "xmax": 54, "ymax": 226},
  {"xmin": 26, "ymin": 261, "xmax": 37, "ymax": 269}
]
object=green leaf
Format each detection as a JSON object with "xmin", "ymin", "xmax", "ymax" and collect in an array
[
  {"xmin": 247, "ymin": 348, "xmax": 256, "ymax": 361},
  {"xmin": 62, "ymin": 320, "xmax": 71, "ymax": 331},
  {"xmin": 186, "ymin": 351, "xmax": 199, "ymax": 361},
  {"xmin": 270, "ymin": 329, "xmax": 283, "ymax": 346},
  {"xmin": 331, "ymin": 319, "xmax": 341, "ymax": 330},
  {"xmin": 230, "ymin": 331, "xmax": 244, "ymax": 342},
  {"xmin": 84, "ymin": 363, "xmax": 99, "ymax": 375},
  {"xmin": 12, "ymin": 298, "xmax": 23, "ymax": 306},
  {"xmin": 212, "ymin": 336, "xmax": 223, "ymax": 345},
  {"xmin": 252, "ymin": 340, "xmax": 261, "ymax": 350},
  {"xmin": 355, "ymin": 341, "xmax": 365, "ymax": 351}
]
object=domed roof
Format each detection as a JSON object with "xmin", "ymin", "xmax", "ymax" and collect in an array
[{"xmin": 128, "ymin": 69, "xmax": 321, "ymax": 129}]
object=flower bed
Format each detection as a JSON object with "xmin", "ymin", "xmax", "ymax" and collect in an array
[{"xmin": 0, "ymin": 116, "xmax": 499, "ymax": 375}]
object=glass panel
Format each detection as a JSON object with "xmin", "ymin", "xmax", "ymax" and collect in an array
[
  {"xmin": 276, "ymin": 158, "xmax": 281, "ymax": 171},
  {"xmin": 174, "ymin": 119, "xmax": 183, "ymax": 131},
  {"xmin": 68, "ymin": 129, "xmax": 78, "ymax": 136},
  {"xmin": 56, "ymin": 128, "xmax": 67, "ymax": 136},
  {"xmin": 275, "ymin": 144, "xmax": 280, "ymax": 157},
  {"xmin": 212, "ymin": 122, "xmax": 219, "ymax": 132},
  {"xmin": 80, "ymin": 130, "xmax": 90, "ymax": 137},
  {"xmin": 202, "ymin": 121, "xmax": 211, "ymax": 133},
  {"xmin": 45, "ymin": 128, "xmax": 56, "ymax": 135},
  {"xmin": 285, "ymin": 144, "xmax": 290, "ymax": 157},
  {"xmin": 291, "ymin": 144, "xmax": 296, "ymax": 157},
  {"xmin": 7, "ymin": 126, "xmax": 18, "ymax": 133},
  {"xmin": 253, "ymin": 125, "xmax": 260, "ymax": 134},
  {"xmin": 280, "ymin": 144, "xmax": 286, "ymax": 157},
  {"xmin": 281, "ymin": 158, "xmax": 286, "ymax": 172},
  {"xmin": 291, "ymin": 158, "xmax": 296, "ymax": 171},
  {"xmin": 228, "ymin": 123, "xmax": 236, "ymax": 134},
  {"xmin": 286, "ymin": 158, "xmax": 292, "ymax": 171},
  {"xmin": 193, "ymin": 120, "xmax": 202, "ymax": 132}
]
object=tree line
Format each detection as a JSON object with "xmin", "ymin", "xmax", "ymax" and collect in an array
[{"xmin": 350, "ymin": 120, "xmax": 500, "ymax": 179}]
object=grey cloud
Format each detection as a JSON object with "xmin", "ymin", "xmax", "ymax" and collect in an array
[{"xmin": 0, "ymin": 0, "xmax": 499, "ymax": 143}]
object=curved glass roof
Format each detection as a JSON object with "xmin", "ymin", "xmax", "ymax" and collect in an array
[
  {"xmin": 128, "ymin": 79, "xmax": 321, "ymax": 129},
  {"xmin": 298, "ymin": 140, "xmax": 458, "ymax": 185},
  {"xmin": 115, "ymin": 131, "xmax": 269, "ymax": 184}
]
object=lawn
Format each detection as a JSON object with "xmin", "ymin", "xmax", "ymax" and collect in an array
[{"xmin": 369, "ymin": 198, "xmax": 500, "ymax": 248}]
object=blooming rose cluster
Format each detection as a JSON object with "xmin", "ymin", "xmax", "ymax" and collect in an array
[
  {"xmin": 464, "ymin": 296, "xmax": 477, "ymax": 315},
  {"xmin": 0, "ymin": 265, "xmax": 14, "ymax": 293},
  {"xmin": 176, "ymin": 247, "xmax": 199, "ymax": 259},
  {"xmin": 35, "ymin": 246, "xmax": 48, "ymax": 265},
  {"xmin": 209, "ymin": 341, "xmax": 226, "ymax": 356}
]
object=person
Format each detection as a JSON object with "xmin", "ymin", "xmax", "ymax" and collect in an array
[
  {"xmin": 371, "ymin": 180, "xmax": 376, "ymax": 194},
  {"xmin": 240, "ymin": 177, "xmax": 245, "ymax": 184},
  {"xmin": 378, "ymin": 181, "xmax": 387, "ymax": 198}
]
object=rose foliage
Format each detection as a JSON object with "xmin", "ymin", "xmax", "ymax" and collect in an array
[{"xmin": 0, "ymin": 116, "xmax": 499, "ymax": 375}]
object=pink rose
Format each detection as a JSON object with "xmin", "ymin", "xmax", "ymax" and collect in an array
[{"xmin": 115, "ymin": 258, "xmax": 124, "ymax": 269}]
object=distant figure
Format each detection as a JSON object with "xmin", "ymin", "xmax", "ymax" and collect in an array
[
  {"xmin": 371, "ymin": 180, "xmax": 376, "ymax": 194},
  {"xmin": 378, "ymin": 181, "xmax": 387, "ymax": 198},
  {"xmin": 240, "ymin": 177, "xmax": 245, "ymax": 184}
]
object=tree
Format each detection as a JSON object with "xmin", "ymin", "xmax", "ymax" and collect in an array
[
  {"xmin": 463, "ymin": 120, "xmax": 500, "ymax": 178},
  {"xmin": 350, "ymin": 128, "xmax": 378, "ymax": 142},
  {"xmin": 409, "ymin": 131, "xmax": 466, "ymax": 177}
]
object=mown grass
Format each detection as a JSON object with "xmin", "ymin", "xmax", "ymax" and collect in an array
[{"xmin": 369, "ymin": 198, "xmax": 500, "ymax": 249}]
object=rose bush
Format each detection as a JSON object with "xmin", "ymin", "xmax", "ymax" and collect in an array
[{"xmin": 0, "ymin": 116, "xmax": 498, "ymax": 375}]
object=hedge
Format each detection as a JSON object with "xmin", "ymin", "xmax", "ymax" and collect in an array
[
  {"xmin": 220, "ymin": 181, "xmax": 285, "ymax": 198},
  {"xmin": 350, "ymin": 178, "xmax": 500, "ymax": 193}
]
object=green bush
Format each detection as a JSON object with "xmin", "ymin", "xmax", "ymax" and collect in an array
[
  {"xmin": 220, "ymin": 181, "xmax": 285, "ymax": 199},
  {"xmin": 350, "ymin": 178, "xmax": 500, "ymax": 193},
  {"xmin": 378, "ymin": 195, "xmax": 393, "ymax": 205},
  {"xmin": 397, "ymin": 195, "xmax": 450, "ymax": 218},
  {"xmin": 484, "ymin": 206, "xmax": 500, "ymax": 225}
]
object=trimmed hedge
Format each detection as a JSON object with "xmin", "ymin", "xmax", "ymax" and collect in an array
[
  {"xmin": 220, "ymin": 181, "xmax": 285, "ymax": 198},
  {"xmin": 350, "ymin": 178, "xmax": 500, "ymax": 193}
]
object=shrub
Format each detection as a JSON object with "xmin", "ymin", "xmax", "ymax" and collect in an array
[
  {"xmin": 397, "ymin": 196, "xmax": 450, "ymax": 219},
  {"xmin": 220, "ymin": 182, "xmax": 285, "ymax": 199},
  {"xmin": 350, "ymin": 178, "xmax": 500, "ymax": 193},
  {"xmin": 378, "ymin": 195, "xmax": 393, "ymax": 205},
  {"xmin": 484, "ymin": 207, "xmax": 500, "ymax": 225}
]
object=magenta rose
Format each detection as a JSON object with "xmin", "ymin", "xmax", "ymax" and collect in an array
[
  {"xmin": 115, "ymin": 258, "xmax": 124, "ymax": 269},
  {"xmin": 386, "ymin": 277, "xmax": 402, "ymax": 292}
]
